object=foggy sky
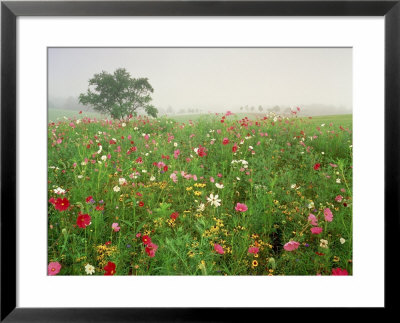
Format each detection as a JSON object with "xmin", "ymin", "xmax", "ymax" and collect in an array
[{"xmin": 48, "ymin": 47, "xmax": 352, "ymax": 112}]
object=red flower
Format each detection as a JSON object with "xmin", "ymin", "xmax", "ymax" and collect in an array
[
  {"xmin": 138, "ymin": 201, "xmax": 144, "ymax": 207},
  {"xmin": 54, "ymin": 198, "xmax": 70, "ymax": 211},
  {"xmin": 222, "ymin": 138, "xmax": 230, "ymax": 145},
  {"xmin": 105, "ymin": 241, "xmax": 112, "ymax": 246},
  {"xmin": 197, "ymin": 145, "xmax": 207, "ymax": 157},
  {"xmin": 332, "ymin": 267, "xmax": 349, "ymax": 276},
  {"xmin": 232, "ymin": 143, "xmax": 238, "ymax": 153},
  {"xmin": 163, "ymin": 165, "xmax": 168, "ymax": 172},
  {"xmin": 313, "ymin": 163, "xmax": 321, "ymax": 170},
  {"xmin": 76, "ymin": 212, "xmax": 91, "ymax": 228},
  {"xmin": 85, "ymin": 196, "xmax": 94, "ymax": 203},
  {"xmin": 104, "ymin": 261, "xmax": 116, "ymax": 275},
  {"xmin": 95, "ymin": 205, "xmax": 104, "ymax": 211},
  {"xmin": 49, "ymin": 197, "xmax": 56, "ymax": 205},
  {"xmin": 145, "ymin": 242, "xmax": 158, "ymax": 257},
  {"xmin": 170, "ymin": 212, "xmax": 179, "ymax": 220},
  {"xmin": 142, "ymin": 235, "xmax": 151, "ymax": 245}
]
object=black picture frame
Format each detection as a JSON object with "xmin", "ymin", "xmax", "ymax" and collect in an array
[{"xmin": 1, "ymin": 0, "xmax": 399, "ymax": 321}]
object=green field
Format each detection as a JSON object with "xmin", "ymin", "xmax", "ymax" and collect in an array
[{"xmin": 48, "ymin": 111, "xmax": 352, "ymax": 276}]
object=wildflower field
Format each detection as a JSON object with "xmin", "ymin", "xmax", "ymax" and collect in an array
[{"xmin": 48, "ymin": 111, "xmax": 352, "ymax": 276}]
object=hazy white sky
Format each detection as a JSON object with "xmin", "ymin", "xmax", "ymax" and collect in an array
[{"xmin": 48, "ymin": 47, "xmax": 352, "ymax": 111}]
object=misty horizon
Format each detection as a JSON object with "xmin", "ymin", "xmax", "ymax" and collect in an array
[{"xmin": 48, "ymin": 47, "xmax": 352, "ymax": 116}]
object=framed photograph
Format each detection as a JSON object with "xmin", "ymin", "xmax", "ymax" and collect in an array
[{"xmin": 1, "ymin": 0, "xmax": 399, "ymax": 320}]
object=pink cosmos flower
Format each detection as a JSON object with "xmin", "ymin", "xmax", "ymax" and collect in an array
[
  {"xmin": 48, "ymin": 261, "xmax": 61, "ymax": 275},
  {"xmin": 324, "ymin": 208, "xmax": 333, "ymax": 222},
  {"xmin": 283, "ymin": 241, "xmax": 300, "ymax": 251},
  {"xmin": 210, "ymin": 177, "xmax": 215, "ymax": 183},
  {"xmin": 145, "ymin": 242, "xmax": 158, "ymax": 257},
  {"xmin": 112, "ymin": 223, "xmax": 120, "ymax": 232},
  {"xmin": 235, "ymin": 203, "xmax": 248, "ymax": 212},
  {"xmin": 329, "ymin": 163, "xmax": 338, "ymax": 168},
  {"xmin": 335, "ymin": 195, "xmax": 343, "ymax": 202},
  {"xmin": 214, "ymin": 243, "xmax": 224, "ymax": 254},
  {"xmin": 332, "ymin": 268, "xmax": 349, "ymax": 276},
  {"xmin": 310, "ymin": 227, "xmax": 323, "ymax": 234},
  {"xmin": 308, "ymin": 214, "xmax": 318, "ymax": 226},
  {"xmin": 173, "ymin": 149, "xmax": 180, "ymax": 159},
  {"xmin": 170, "ymin": 173, "xmax": 178, "ymax": 183},
  {"xmin": 248, "ymin": 246, "xmax": 259, "ymax": 254}
]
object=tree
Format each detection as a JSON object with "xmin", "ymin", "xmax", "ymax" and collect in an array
[{"xmin": 79, "ymin": 68, "xmax": 158, "ymax": 119}]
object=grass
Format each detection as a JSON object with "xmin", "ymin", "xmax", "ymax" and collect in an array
[{"xmin": 48, "ymin": 111, "xmax": 352, "ymax": 276}]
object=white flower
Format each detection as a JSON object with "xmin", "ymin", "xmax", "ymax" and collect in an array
[
  {"xmin": 215, "ymin": 183, "xmax": 224, "ymax": 189},
  {"xmin": 53, "ymin": 187, "xmax": 66, "ymax": 195},
  {"xmin": 150, "ymin": 176, "xmax": 156, "ymax": 181},
  {"xmin": 134, "ymin": 127, "xmax": 138, "ymax": 130},
  {"xmin": 113, "ymin": 186, "xmax": 120, "ymax": 192},
  {"xmin": 308, "ymin": 201, "xmax": 315, "ymax": 209},
  {"xmin": 336, "ymin": 178, "xmax": 341, "ymax": 183},
  {"xmin": 340, "ymin": 238, "xmax": 346, "ymax": 244},
  {"xmin": 142, "ymin": 169, "xmax": 147, "ymax": 173},
  {"xmin": 320, "ymin": 239, "xmax": 329, "ymax": 248},
  {"xmin": 174, "ymin": 142, "xmax": 178, "ymax": 147},
  {"xmin": 85, "ymin": 264, "xmax": 95, "ymax": 275},
  {"xmin": 145, "ymin": 153, "xmax": 149, "ymax": 156},
  {"xmin": 207, "ymin": 194, "xmax": 221, "ymax": 208},
  {"xmin": 321, "ymin": 152, "xmax": 325, "ymax": 155},
  {"xmin": 236, "ymin": 177, "xmax": 240, "ymax": 181},
  {"xmin": 249, "ymin": 146, "xmax": 254, "ymax": 150},
  {"xmin": 77, "ymin": 175, "xmax": 83, "ymax": 179},
  {"xmin": 119, "ymin": 178, "xmax": 127, "ymax": 185},
  {"xmin": 121, "ymin": 122, "xmax": 126, "ymax": 127},
  {"xmin": 291, "ymin": 184, "xmax": 296, "ymax": 189},
  {"xmin": 321, "ymin": 123, "xmax": 325, "ymax": 127},
  {"xmin": 97, "ymin": 145, "xmax": 102, "ymax": 154},
  {"xmin": 101, "ymin": 155, "xmax": 107, "ymax": 161},
  {"xmin": 197, "ymin": 203, "xmax": 205, "ymax": 212}
]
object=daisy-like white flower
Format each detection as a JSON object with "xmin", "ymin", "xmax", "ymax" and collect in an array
[
  {"xmin": 53, "ymin": 187, "xmax": 66, "ymax": 195},
  {"xmin": 121, "ymin": 122, "xmax": 126, "ymax": 127},
  {"xmin": 290, "ymin": 184, "xmax": 296, "ymax": 189},
  {"xmin": 215, "ymin": 183, "xmax": 224, "ymax": 189},
  {"xmin": 150, "ymin": 176, "xmax": 156, "ymax": 181},
  {"xmin": 119, "ymin": 178, "xmax": 127, "ymax": 185},
  {"xmin": 113, "ymin": 186, "xmax": 120, "ymax": 192},
  {"xmin": 320, "ymin": 239, "xmax": 329, "ymax": 249},
  {"xmin": 85, "ymin": 263, "xmax": 95, "ymax": 275},
  {"xmin": 174, "ymin": 142, "xmax": 178, "ymax": 147},
  {"xmin": 336, "ymin": 178, "xmax": 341, "ymax": 184},
  {"xmin": 197, "ymin": 203, "xmax": 205, "ymax": 212},
  {"xmin": 97, "ymin": 145, "xmax": 102, "ymax": 154},
  {"xmin": 101, "ymin": 155, "xmax": 107, "ymax": 161},
  {"xmin": 340, "ymin": 237, "xmax": 346, "ymax": 244},
  {"xmin": 207, "ymin": 194, "xmax": 221, "ymax": 208}
]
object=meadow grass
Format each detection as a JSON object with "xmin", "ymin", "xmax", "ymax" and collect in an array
[{"xmin": 48, "ymin": 111, "xmax": 352, "ymax": 276}]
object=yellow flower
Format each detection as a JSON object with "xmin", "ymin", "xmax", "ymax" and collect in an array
[{"xmin": 252, "ymin": 260, "xmax": 258, "ymax": 268}]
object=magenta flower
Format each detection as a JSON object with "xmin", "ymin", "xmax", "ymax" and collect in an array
[
  {"xmin": 248, "ymin": 246, "xmax": 259, "ymax": 254},
  {"xmin": 112, "ymin": 223, "xmax": 120, "ymax": 232},
  {"xmin": 214, "ymin": 243, "xmax": 224, "ymax": 254},
  {"xmin": 283, "ymin": 241, "xmax": 300, "ymax": 251},
  {"xmin": 48, "ymin": 261, "xmax": 61, "ymax": 276},
  {"xmin": 235, "ymin": 203, "xmax": 248, "ymax": 212},
  {"xmin": 308, "ymin": 214, "xmax": 318, "ymax": 226},
  {"xmin": 335, "ymin": 195, "xmax": 343, "ymax": 202},
  {"xmin": 310, "ymin": 227, "xmax": 323, "ymax": 235},
  {"xmin": 332, "ymin": 268, "xmax": 349, "ymax": 276},
  {"xmin": 324, "ymin": 208, "xmax": 333, "ymax": 222}
]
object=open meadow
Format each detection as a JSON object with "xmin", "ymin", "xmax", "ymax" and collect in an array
[{"xmin": 48, "ymin": 111, "xmax": 352, "ymax": 276}]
